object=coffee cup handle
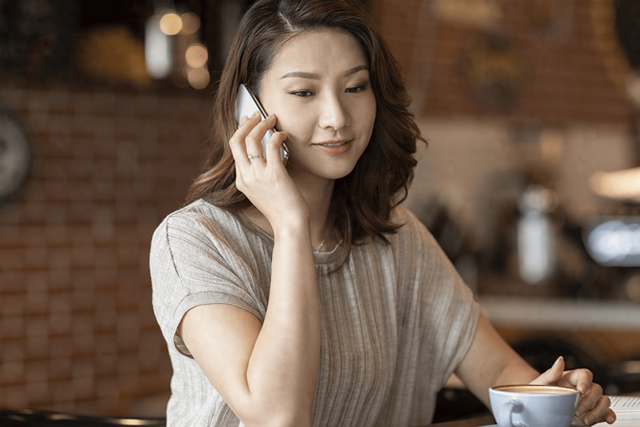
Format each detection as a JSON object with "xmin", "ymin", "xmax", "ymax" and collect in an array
[{"xmin": 496, "ymin": 399, "xmax": 526, "ymax": 427}]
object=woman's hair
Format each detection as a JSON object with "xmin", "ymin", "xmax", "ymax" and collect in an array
[{"xmin": 186, "ymin": 0, "xmax": 425, "ymax": 250}]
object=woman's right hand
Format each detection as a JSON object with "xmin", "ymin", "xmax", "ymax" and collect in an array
[{"xmin": 229, "ymin": 112, "xmax": 309, "ymax": 230}]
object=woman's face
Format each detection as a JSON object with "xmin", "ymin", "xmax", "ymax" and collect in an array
[{"xmin": 258, "ymin": 29, "xmax": 376, "ymax": 182}]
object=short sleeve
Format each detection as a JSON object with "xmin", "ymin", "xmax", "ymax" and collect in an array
[
  {"xmin": 421, "ymin": 236, "xmax": 480, "ymax": 388},
  {"xmin": 393, "ymin": 207, "xmax": 480, "ymax": 388},
  {"xmin": 150, "ymin": 210, "xmax": 266, "ymax": 358}
]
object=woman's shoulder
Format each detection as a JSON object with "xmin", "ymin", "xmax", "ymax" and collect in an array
[
  {"xmin": 390, "ymin": 205, "xmax": 430, "ymax": 235},
  {"xmin": 388, "ymin": 204, "xmax": 439, "ymax": 250},
  {"xmin": 171, "ymin": 198, "xmax": 231, "ymax": 219},
  {"xmin": 390, "ymin": 204, "xmax": 418, "ymax": 225},
  {"xmin": 165, "ymin": 198, "xmax": 237, "ymax": 226},
  {"xmin": 152, "ymin": 199, "xmax": 239, "ymax": 245}
]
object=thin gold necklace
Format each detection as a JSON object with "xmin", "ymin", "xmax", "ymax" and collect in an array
[{"xmin": 313, "ymin": 238, "xmax": 326, "ymax": 254}]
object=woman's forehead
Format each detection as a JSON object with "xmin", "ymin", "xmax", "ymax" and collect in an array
[{"xmin": 266, "ymin": 29, "xmax": 368, "ymax": 80}]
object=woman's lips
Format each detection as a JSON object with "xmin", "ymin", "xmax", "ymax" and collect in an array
[{"xmin": 313, "ymin": 139, "xmax": 352, "ymax": 155}]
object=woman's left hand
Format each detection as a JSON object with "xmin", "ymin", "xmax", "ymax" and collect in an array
[{"xmin": 530, "ymin": 356, "xmax": 616, "ymax": 425}]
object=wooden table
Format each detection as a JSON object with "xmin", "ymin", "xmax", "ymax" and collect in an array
[{"xmin": 419, "ymin": 415, "xmax": 496, "ymax": 427}]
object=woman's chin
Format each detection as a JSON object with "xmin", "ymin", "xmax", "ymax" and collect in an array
[{"xmin": 287, "ymin": 160, "xmax": 357, "ymax": 182}]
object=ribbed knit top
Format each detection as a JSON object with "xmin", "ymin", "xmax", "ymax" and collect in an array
[{"xmin": 150, "ymin": 198, "xmax": 480, "ymax": 427}]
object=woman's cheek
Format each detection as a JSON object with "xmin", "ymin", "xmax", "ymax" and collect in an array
[{"xmin": 278, "ymin": 108, "xmax": 312, "ymax": 139}]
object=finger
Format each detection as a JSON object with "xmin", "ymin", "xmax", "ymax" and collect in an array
[
  {"xmin": 229, "ymin": 111, "xmax": 261, "ymax": 166},
  {"xmin": 265, "ymin": 131, "xmax": 288, "ymax": 167},
  {"xmin": 560, "ymin": 368, "xmax": 593, "ymax": 396},
  {"xmin": 530, "ymin": 356, "xmax": 565, "ymax": 385},
  {"xmin": 236, "ymin": 110, "xmax": 260, "ymax": 135},
  {"xmin": 581, "ymin": 396, "xmax": 615, "ymax": 426},
  {"xmin": 245, "ymin": 114, "xmax": 277, "ymax": 158},
  {"xmin": 575, "ymin": 382, "xmax": 602, "ymax": 421}
]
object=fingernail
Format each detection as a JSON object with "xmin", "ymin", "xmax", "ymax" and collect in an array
[
  {"xmin": 251, "ymin": 111, "xmax": 259, "ymax": 118},
  {"xmin": 241, "ymin": 116, "xmax": 247, "ymax": 124},
  {"xmin": 583, "ymin": 414, "xmax": 592, "ymax": 425}
]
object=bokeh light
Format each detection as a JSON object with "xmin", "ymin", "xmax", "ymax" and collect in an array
[
  {"xmin": 185, "ymin": 43, "xmax": 208, "ymax": 68},
  {"xmin": 187, "ymin": 67, "xmax": 210, "ymax": 89},
  {"xmin": 180, "ymin": 12, "xmax": 201, "ymax": 35},
  {"xmin": 159, "ymin": 12, "xmax": 182, "ymax": 36},
  {"xmin": 145, "ymin": 15, "xmax": 172, "ymax": 79}
]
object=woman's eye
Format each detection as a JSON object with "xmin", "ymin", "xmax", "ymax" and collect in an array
[
  {"xmin": 346, "ymin": 85, "xmax": 367, "ymax": 93},
  {"xmin": 290, "ymin": 90, "xmax": 314, "ymax": 97}
]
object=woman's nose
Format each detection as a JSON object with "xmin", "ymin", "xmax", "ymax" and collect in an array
[{"xmin": 318, "ymin": 94, "xmax": 350, "ymax": 130}]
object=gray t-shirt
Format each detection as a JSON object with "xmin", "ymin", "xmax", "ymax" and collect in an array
[{"xmin": 150, "ymin": 198, "xmax": 480, "ymax": 427}]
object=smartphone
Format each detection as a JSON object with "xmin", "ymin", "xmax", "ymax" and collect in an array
[{"xmin": 235, "ymin": 84, "xmax": 289, "ymax": 164}]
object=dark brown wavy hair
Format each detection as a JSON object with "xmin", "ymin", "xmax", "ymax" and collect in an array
[{"xmin": 186, "ymin": 0, "xmax": 425, "ymax": 250}]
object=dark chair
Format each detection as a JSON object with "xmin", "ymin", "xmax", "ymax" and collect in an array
[{"xmin": 0, "ymin": 409, "xmax": 166, "ymax": 426}]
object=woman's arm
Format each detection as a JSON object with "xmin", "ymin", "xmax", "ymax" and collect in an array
[
  {"xmin": 455, "ymin": 315, "xmax": 615, "ymax": 426},
  {"xmin": 179, "ymin": 222, "xmax": 319, "ymax": 427},
  {"xmin": 179, "ymin": 113, "xmax": 321, "ymax": 427}
]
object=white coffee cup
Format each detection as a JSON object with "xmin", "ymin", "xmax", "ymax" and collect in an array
[{"xmin": 489, "ymin": 384, "xmax": 580, "ymax": 427}]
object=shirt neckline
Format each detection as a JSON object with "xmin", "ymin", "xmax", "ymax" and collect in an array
[{"xmin": 232, "ymin": 209, "xmax": 346, "ymax": 265}]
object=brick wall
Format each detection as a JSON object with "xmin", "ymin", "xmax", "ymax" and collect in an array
[
  {"xmin": 371, "ymin": 0, "xmax": 632, "ymax": 124},
  {"xmin": 0, "ymin": 78, "xmax": 211, "ymax": 416}
]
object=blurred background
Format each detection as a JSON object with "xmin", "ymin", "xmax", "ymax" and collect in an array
[{"xmin": 1, "ymin": 0, "xmax": 640, "ymax": 421}]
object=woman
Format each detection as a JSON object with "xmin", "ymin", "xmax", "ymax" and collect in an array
[{"xmin": 150, "ymin": 1, "xmax": 615, "ymax": 426}]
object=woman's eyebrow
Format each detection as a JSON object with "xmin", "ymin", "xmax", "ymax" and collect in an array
[
  {"xmin": 280, "ymin": 71, "xmax": 320, "ymax": 80},
  {"xmin": 279, "ymin": 64, "xmax": 369, "ymax": 80},
  {"xmin": 344, "ymin": 64, "xmax": 368, "ymax": 76}
]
